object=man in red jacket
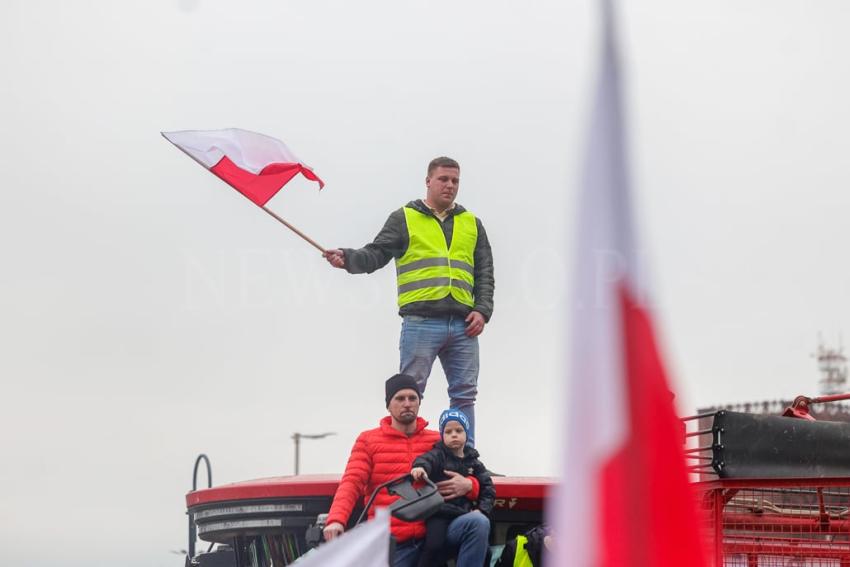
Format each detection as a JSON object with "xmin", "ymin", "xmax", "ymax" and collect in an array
[{"xmin": 323, "ymin": 374, "xmax": 491, "ymax": 567}]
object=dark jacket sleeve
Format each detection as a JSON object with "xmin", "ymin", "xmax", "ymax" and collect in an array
[
  {"xmin": 472, "ymin": 218, "xmax": 494, "ymax": 321},
  {"xmin": 412, "ymin": 446, "xmax": 444, "ymax": 478},
  {"xmin": 472, "ymin": 460, "xmax": 496, "ymax": 517},
  {"xmin": 495, "ymin": 537, "xmax": 517, "ymax": 567},
  {"xmin": 341, "ymin": 208, "xmax": 408, "ymax": 274},
  {"xmin": 524, "ymin": 526, "xmax": 549, "ymax": 567}
]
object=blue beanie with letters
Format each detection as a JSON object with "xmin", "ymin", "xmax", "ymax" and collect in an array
[{"xmin": 438, "ymin": 408, "xmax": 470, "ymax": 436}]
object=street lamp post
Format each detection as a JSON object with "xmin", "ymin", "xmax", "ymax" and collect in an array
[{"xmin": 292, "ymin": 431, "xmax": 336, "ymax": 475}]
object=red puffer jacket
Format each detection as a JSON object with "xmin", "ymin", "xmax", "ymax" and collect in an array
[{"xmin": 326, "ymin": 416, "xmax": 446, "ymax": 542}]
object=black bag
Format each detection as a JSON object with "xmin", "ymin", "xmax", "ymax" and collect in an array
[{"xmin": 356, "ymin": 474, "xmax": 444, "ymax": 524}]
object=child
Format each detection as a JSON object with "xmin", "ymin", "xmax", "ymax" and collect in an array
[{"xmin": 410, "ymin": 409, "xmax": 496, "ymax": 567}]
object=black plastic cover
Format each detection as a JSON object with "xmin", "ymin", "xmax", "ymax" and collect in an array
[{"xmin": 712, "ymin": 410, "xmax": 850, "ymax": 478}]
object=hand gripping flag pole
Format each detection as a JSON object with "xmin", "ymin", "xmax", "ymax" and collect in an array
[{"xmin": 162, "ymin": 128, "xmax": 327, "ymax": 253}]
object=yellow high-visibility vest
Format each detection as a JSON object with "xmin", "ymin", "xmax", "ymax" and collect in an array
[
  {"xmin": 396, "ymin": 207, "xmax": 477, "ymax": 308},
  {"xmin": 513, "ymin": 535, "xmax": 534, "ymax": 567}
]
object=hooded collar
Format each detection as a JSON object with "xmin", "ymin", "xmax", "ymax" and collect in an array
[{"xmin": 408, "ymin": 199, "xmax": 466, "ymax": 219}]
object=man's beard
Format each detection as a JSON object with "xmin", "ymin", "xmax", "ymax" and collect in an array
[{"xmin": 397, "ymin": 411, "xmax": 416, "ymax": 424}]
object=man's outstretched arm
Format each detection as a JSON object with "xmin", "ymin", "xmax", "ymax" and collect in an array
[{"xmin": 323, "ymin": 209, "xmax": 407, "ymax": 274}]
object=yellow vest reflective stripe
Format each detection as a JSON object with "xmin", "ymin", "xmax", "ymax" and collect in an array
[
  {"xmin": 513, "ymin": 535, "xmax": 534, "ymax": 567},
  {"xmin": 396, "ymin": 207, "xmax": 477, "ymax": 308}
]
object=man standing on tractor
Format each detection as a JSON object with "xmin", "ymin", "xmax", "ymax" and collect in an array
[{"xmin": 323, "ymin": 157, "xmax": 495, "ymax": 446}]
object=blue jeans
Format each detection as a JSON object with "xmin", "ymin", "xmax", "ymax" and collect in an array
[
  {"xmin": 391, "ymin": 512, "xmax": 490, "ymax": 567},
  {"xmin": 399, "ymin": 315, "xmax": 480, "ymax": 445},
  {"xmin": 446, "ymin": 511, "xmax": 491, "ymax": 567},
  {"xmin": 392, "ymin": 538, "xmax": 423, "ymax": 567}
]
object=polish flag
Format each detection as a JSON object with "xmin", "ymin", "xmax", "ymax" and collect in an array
[
  {"xmin": 161, "ymin": 128, "xmax": 324, "ymax": 206},
  {"xmin": 546, "ymin": 4, "xmax": 707, "ymax": 566}
]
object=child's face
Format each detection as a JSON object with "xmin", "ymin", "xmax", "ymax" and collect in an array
[{"xmin": 442, "ymin": 421, "xmax": 467, "ymax": 450}]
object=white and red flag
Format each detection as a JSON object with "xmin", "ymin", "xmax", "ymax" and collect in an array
[
  {"xmin": 294, "ymin": 508, "xmax": 390, "ymax": 567},
  {"xmin": 161, "ymin": 128, "xmax": 324, "ymax": 206},
  {"xmin": 547, "ymin": 3, "xmax": 707, "ymax": 566}
]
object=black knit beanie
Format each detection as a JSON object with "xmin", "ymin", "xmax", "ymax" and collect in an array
[{"xmin": 385, "ymin": 374, "xmax": 421, "ymax": 407}]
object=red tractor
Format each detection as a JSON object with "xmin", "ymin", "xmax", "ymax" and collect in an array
[
  {"xmin": 184, "ymin": 467, "xmax": 552, "ymax": 566},
  {"xmin": 184, "ymin": 393, "xmax": 850, "ymax": 566}
]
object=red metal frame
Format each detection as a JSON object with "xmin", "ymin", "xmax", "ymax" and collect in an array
[
  {"xmin": 685, "ymin": 393, "xmax": 850, "ymax": 565},
  {"xmin": 696, "ymin": 477, "xmax": 850, "ymax": 566}
]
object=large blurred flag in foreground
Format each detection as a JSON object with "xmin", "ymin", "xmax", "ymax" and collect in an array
[
  {"xmin": 546, "ymin": 2, "xmax": 707, "ymax": 566},
  {"xmin": 293, "ymin": 508, "xmax": 390, "ymax": 567},
  {"xmin": 162, "ymin": 128, "xmax": 324, "ymax": 206}
]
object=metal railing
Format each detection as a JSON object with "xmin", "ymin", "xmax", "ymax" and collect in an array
[{"xmin": 188, "ymin": 454, "xmax": 212, "ymax": 562}]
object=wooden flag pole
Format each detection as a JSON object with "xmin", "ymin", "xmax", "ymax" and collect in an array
[{"xmin": 261, "ymin": 206, "xmax": 327, "ymax": 254}]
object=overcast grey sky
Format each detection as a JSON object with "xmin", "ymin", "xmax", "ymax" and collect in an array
[{"xmin": 3, "ymin": 1, "xmax": 850, "ymax": 565}]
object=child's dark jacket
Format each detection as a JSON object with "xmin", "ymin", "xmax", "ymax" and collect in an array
[{"xmin": 413, "ymin": 441, "xmax": 496, "ymax": 518}]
